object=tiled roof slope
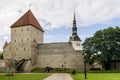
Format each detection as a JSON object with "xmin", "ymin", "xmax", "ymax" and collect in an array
[{"xmin": 11, "ymin": 10, "xmax": 44, "ymax": 32}]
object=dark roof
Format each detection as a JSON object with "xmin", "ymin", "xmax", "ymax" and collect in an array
[{"xmin": 11, "ymin": 10, "xmax": 44, "ymax": 32}]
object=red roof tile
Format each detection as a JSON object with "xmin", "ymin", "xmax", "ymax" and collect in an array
[
  {"xmin": 3, "ymin": 41, "xmax": 8, "ymax": 49},
  {"xmin": 11, "ymin": 10, "xmax": 44, "ymax": 32}
]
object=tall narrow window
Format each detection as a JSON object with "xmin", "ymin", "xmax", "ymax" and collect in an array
[
  {"xmin": 27, "ymin": 28, "xmax": 29, "ymax": 31},
  {"xmin": 21, "ymin": 29, "xmax": 23, "ymax": 32},
  {"xmin": 16, "ymin": 48, "xmax": 18, "ymax": 51},
  {"xmin": 24, "ymin": 48, "xmax": 25, "ymax": 51},
  {"xmin": 76, "ymin": 43, "xmax": 80, "ymax": 46},
  {"xmin": 21, "ymin": 39, "xmax": 23, "ymax": 42},
  {"xmin": 27, "ymin": 38, "xmax": 29, "ymax": 41}
]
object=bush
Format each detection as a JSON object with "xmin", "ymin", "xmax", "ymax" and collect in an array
[
  {"xmin": 0, "ymin": 54, "xmax": 3, "ymax": 59},
  {"xmin": 90, "ymin": 68, "xmax": 101, "ymax": 70}
]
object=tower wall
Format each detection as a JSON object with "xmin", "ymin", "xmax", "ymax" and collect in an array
[
  {"xmin": 4, "ymin": 25, "xmax": 43, "ymax": 60},
  {"xmin": 71, "ymin": 41, "xmax": 82, "ymax": 50},
  {"xmin": 11, "ymin": 25, "xmax": 43, "ymax": 44}
]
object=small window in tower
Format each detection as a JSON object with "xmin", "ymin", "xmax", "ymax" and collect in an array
[
  {"xmin": 24, "ymin": 48, "xmax": 25, "ymax": 51},
  {"xmin": 76, "ymin": 43, "xmax": 80, "ymax": 46},
  {"xmin": 34, "ymin": 39, "xmax": 36, "ymax": 42},
  {"xmin": 27, "ymin": 28, "xmax": 29, "ymax": 31},
  {"xmin": 14, "ymin": 40, "xmax": 16, "ymax": 42},
  {"xmin": 21, "ymin": 39, "xmax": 23, "ymax": 42},
  {"xmin": 27, "ymin": 38, "xmax": 29, "ymax": 41},
  {"xmin": 16, "ymin": 48, "xmax": 18, "ymax": 51},
  {"xmin": 21, "ymin": 29, "xmax": 23, "ymax": 32},
  {"xmin": 14, "ymin": 30, "xmax": 16, "ymax": 32},
  {"xmin": 9, "ymin": 47, "xmax": 11, "ymax": 50}
]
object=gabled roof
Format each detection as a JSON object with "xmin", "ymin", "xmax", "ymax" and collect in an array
[
  {"xmin": 3, "ymin": 41, "xmax": 8, "ymax": 49},
  {"xmin": 11, "ymin": 10, "xmax": 44, "ymax": 32}
]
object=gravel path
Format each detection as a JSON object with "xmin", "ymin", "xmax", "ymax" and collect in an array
[{"xmin": 44, "ymin": 73, "xmax": 73, "ymax": 80}]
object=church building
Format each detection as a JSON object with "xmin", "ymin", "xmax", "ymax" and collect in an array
[{"xmin": 3, "ymin": 10, "xmax": 84, "ymax": 72}]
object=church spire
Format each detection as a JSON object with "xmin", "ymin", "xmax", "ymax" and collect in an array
[
  {"xmin": 72, "ymin": 12, "xmax": 77, "ymax": 35},
  {"xmin": 69, "ymin": 12, "xmax": 81, "ymax": 42},
  {"xmin": 74, "ymin": 11, "xmax": 76, "ymax": 22}
]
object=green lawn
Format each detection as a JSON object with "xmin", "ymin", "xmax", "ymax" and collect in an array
[
  {"xmin": 72, "ymin": 73, "xmax": 120, "ymax": 80},
  {"xmin": 0, "ymin": 73, "xmax": 120, "ymax": 80},
  {"xmin": 0, "ymin": 73, "xmax": 50, "ymax": 80}
]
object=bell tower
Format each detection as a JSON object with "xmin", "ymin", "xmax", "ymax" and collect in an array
[{"xmin": 69, "ymin": 12, "xmax": 82, "ymax": 50}]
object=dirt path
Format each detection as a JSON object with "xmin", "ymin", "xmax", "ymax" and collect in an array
[{"xmin": 44, "ymin": 73, "xmax": 73, "ymax": 80}]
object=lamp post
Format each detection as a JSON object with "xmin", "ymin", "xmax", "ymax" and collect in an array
[{"xmin": 84, "ymin": 52, "xmax": 87, "ymax": 79}]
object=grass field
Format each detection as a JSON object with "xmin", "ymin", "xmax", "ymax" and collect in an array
[
  {"xmin": 72, "ymin": 73, "xmax": 120, "ymax": 80},
  {"xmin": 0, "ymin": 73, "xmax": 50, "ymax": 80},
  {"xmin": 0, "ymin": 73, "xmax": 120, "ymax": 80}
]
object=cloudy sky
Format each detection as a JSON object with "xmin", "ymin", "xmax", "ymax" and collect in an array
[{"xmin": 0, "ymin": 0, "xmax": 120, "ymax": 51}]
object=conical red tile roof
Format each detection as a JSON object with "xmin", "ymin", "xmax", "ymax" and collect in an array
[{"xmin": 11, "ymin": 10, "xmax": 44, "ymax": 32}]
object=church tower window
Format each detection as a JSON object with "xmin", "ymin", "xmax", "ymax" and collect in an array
[
  {"xmin": 16, "ymin": 48, "xmax": 18, "ymax": 51},
  {"xmin": 76, "ymin": 43, "xmax": 80, "ymax": 46}
]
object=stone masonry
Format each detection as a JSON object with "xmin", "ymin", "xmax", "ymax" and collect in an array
[
  {"xmin": 3, "ymin": 10, "xmax": 84, "ymax": 72},
  {"xmin": 37, "ymin": 42, "xmax": 84, "ymax": 69}
]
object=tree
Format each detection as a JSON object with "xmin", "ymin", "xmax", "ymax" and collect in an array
[
  {"xmin": 82, "ymin": 27, "xmax": 120, "ymax": 70},
  {"xmin": 0, "ymin": 53, "xmax": 3, "ymax": 59}
]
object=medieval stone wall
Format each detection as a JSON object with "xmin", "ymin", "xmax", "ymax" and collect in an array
[
  {"xmin": 37, "ymin": 42, "xmax": 84, "ymax": 70},
  {"xmin": 3, "ymin": 42, "xmax": 12, "ymax": 59}
]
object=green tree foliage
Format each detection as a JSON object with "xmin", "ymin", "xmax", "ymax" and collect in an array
[{"xmin": 82, "ymin": 27, "xmax": 120, "ymax": 70}]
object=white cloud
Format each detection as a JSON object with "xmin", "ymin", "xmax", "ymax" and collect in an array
[
  {"xmin": 0, "ymin": 0, "xmax": 120, "ymax": 32},
  {"xmin": 44, "ymin": 35, "xmax": 54, "ymax": 39},
  {"xmin": 0, "ymin": 0, "xmax": 120, "ymax": 50},
  {"xmin": 76, "ymin": 0, "xmax": 120, "ymax": 26}
]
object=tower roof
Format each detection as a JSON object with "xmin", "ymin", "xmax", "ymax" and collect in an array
[
  {"xmin": 11, "ymin": 10, "xmax": 44, "ymax": 32},
  {"xmin": 69, "ymin": 12, "xmax": 81, "ymax": 42}
]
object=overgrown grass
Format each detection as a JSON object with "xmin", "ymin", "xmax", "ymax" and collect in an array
[
  {"xmin": 72, "ymin": 73, "xmax": 120, "ymax": 80},
  {"xmin": 0, "ymin": 73, "xmax": 50, "ymax": 80}
]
